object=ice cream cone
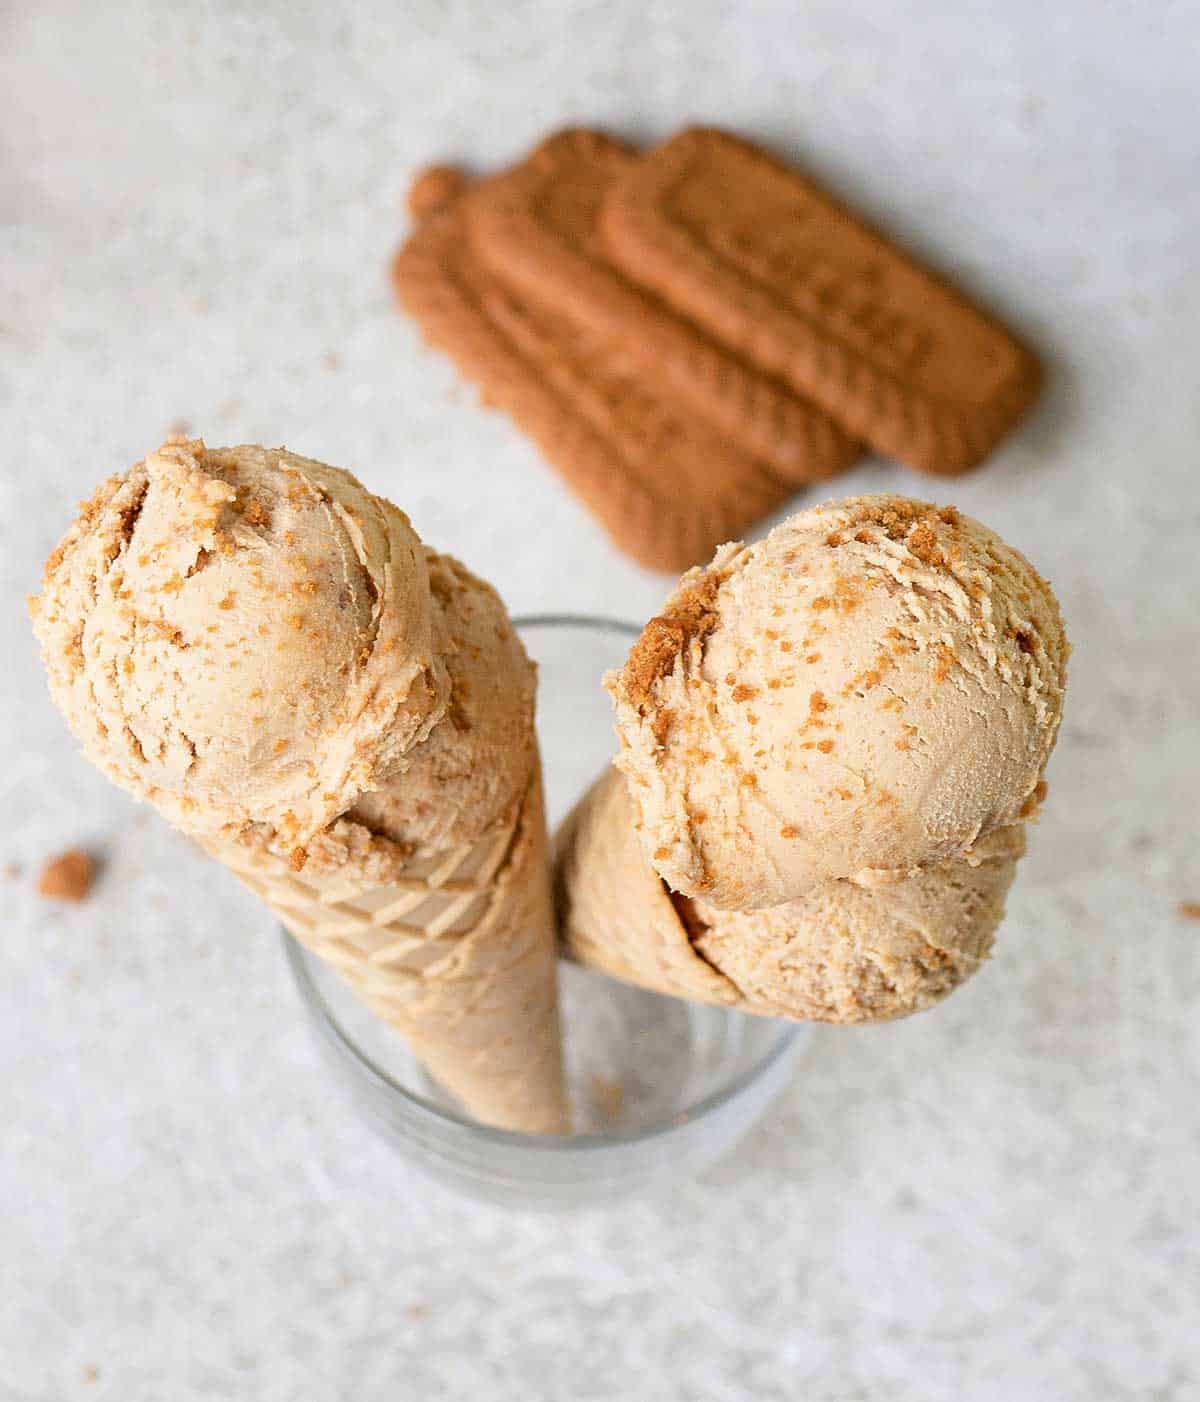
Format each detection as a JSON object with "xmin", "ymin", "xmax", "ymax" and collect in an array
[
  {"xmin": 32, "ymin": 440, "xmax": 568, "ymax": 1134},
  {"xmin": 209, "ymin": 769, "xmax": 566, "ymax": 1132},
  {"xmin": 555, "ymin": 767, "xmax": 740, "ymax": 1010},
  {"xmin": 556, "ymin": 767, "xmax": 1025, "ymax": 1024},
  {"xmin": 555, "ymin": 493, "xmax": 1065, "ymax": 1026}
]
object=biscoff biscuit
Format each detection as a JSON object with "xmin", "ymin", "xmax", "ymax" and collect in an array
[
  {"xmin": 603, "ymin": 127, "xmax": 1041, "ymax": 475},
  {"xmin": 393, "ymin": 180, "xmax": 796, "ymax": 572},
  {"xmin": 470, "ymin": 128, "xmax": 860, "ymax": 487}
]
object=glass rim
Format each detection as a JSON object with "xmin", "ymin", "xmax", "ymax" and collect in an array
[
  {"xmin": 285, "ymin": 929, "xmax": 801, "ymax": 1151},
  {"xmin": 511, "ymin": 610, "xmax": 640, "ymax": 640},
  {"xmin": 284, "ymin": 612, "xmax": 803, "ymax": 1151}
]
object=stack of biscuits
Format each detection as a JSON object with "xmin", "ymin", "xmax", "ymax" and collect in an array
[{"xmin": 394, "ymin": 127, "xmax": 1041, "ymax": 571}]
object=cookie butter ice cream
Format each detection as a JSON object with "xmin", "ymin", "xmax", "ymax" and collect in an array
[
  {"xmin": 556, "ymin": 767, "xmax": 1025, "ymax": 1023},
  {"xmin": 682, "ymin": 822, "xmax": 1025, "ymax": 1022},
  {"xmin": 609, "ymin": 495, "xmax": 1067, "ymax": 910},
  {"xmin": 31, "ymin": 439, "xmax": 448, "ymax": 846},
  {"xmin": 349, "ymin": 548, "xmax": 537, "ymax": 851}
]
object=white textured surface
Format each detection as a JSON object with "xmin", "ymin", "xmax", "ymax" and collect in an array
[{"xmin": 2, "ymin": 2, "xmax": 1199, "ymax": 1398}]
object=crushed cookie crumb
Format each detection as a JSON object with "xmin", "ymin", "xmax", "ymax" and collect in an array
[
  {"xmin": 731, "ymin": 683, "xmax": 758, "ymax": 702},
  {"xmin": 37, "ymin": 849, "xmax": 95, "ymax": 902},
  {"xmin": 780, "ymin": 825, "xmax": 799, "ymax": 839},
  {"xmin": 618, "ymin": 567, "xmax": 724, "ymax": 712},
  {"xmin": 907, "ymin": 522, "xmax": 945, "ymax": 568},
  {"xmin": 1178, "ymin": 901, "xmax": 1200, "ymax": 922},
  {"xmin": 831, "ymin": 577, "xmax": 862, "ymax": 612},
  {"xmin": 932, "ymin": 643, "xmax": 955, "ymax": 683},
  {"xmin": 590, "ymin": 1074, "xmax": 625, "ymax": 1124},
  {"xmin": 239, "ymin": 496, "xmax": 270, "ymax": 527},
  {"xmin": 650, "ymin": 706, "xmax": 675, "ymax": 746},
  {"xmin": 843, "ymin": 498, "xmax": 941, "ymax": 541},
  {"xmin": 1019, "ymin": 778, "xmax": 1048, "ymax": 818},
  {"xmin": 448, "ymin": 688, "xmax": 472, "ymax": 733}
]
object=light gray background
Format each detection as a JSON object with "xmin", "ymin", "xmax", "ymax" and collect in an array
[{"xmin": 2, "ymin": 2, "xmax": 1198, "ymax": 1399}]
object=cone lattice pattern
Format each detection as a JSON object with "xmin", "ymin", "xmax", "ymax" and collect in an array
[{"xmin": 207, "ymin": 772, "xmax": 567, "ymax": 1133}]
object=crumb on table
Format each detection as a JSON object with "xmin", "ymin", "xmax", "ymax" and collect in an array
[
  {"xmin": 37, "ymin": 848, "xmax": 96, "ymax": 902},
  {"xmin": 590, "ymin": 1074, "xmax": 626, "ymax": 1124},
  {"xmin": 1177, "ymin": 901, "xmax": 1200, "ymax": 923}
]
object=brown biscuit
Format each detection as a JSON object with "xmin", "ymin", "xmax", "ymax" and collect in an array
[
  {"xmin": 603, "ymin": 127, "xmax": 1042, "ymax": 475},
  {"xmin": 393, "ymin": 179, "xmax": 799, "ymax": 573},
  {"xmin": 470, "ymin": 129, "xmax": 860, "ymax": 486}
]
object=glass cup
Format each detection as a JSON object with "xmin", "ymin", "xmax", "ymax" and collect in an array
[{"xmin": 284, "ymin": 616, "xmax": 808, "ymax": 1208}]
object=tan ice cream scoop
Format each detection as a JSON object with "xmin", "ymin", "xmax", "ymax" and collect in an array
[
  {"xmin": 683, "ymin": 827, "xmax": 1024, "ymax": 1023},
  {"xmin": 31, "ymin": 439, "xmax": 447, "ymax": 849},
  {"xmin": 609, "ymin": 494, "xmax": 1067, "ymax": 910}
]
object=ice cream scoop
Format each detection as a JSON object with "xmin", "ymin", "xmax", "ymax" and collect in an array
[
  {"xmin": 682, "ymin": 827, "xmax": 1024, "ymax": 1023},
  {"xmin": 609, "ymin": 495, "xmax": 1067, "ymax": 909},
  {"xmin": 32, "ymin": 439, "xmax": 447, "ymax": 848}
]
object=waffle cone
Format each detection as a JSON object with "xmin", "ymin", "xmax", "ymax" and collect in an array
[
  {"xmin": 554, "ymin": 768, "xmax": 741, "ymax": 1008},
  {"xmin": 555, "ymin": 768, "xmax": 1023, "ymax": 1024},
  {"xmin": 207, "ymin": 770, "xmax": 568, "ymax": 1133}
]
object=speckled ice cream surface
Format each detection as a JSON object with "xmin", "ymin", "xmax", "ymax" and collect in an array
[
  {"xmin": 610, "ymin": 496, "xmax": 1066, "ymax": 909},
  {"xmin": 31, "ymin": 440, "xmax": 448, "ymax": 847}
]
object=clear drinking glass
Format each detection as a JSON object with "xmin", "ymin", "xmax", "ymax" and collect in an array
[{"xmin": 283, "ymin": 616, "xmax": 808, "ymax": 1208}]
